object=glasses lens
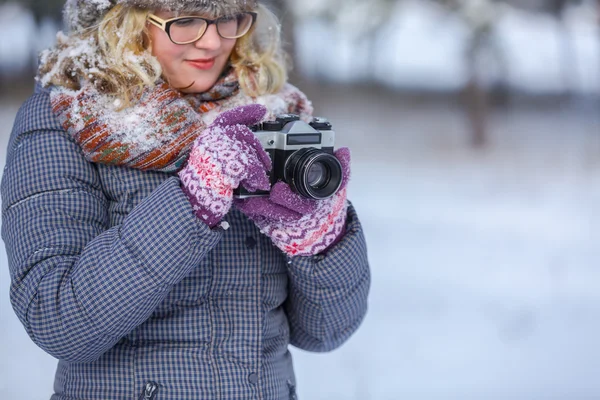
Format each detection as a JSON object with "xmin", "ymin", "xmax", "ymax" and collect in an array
[
  {"xmin": 217, "ymin": 13, "xmax": 254, "ymax": 39},
  {"xmin": 170, "ymin": 18, "xmax": 207, "ymax": 43}
]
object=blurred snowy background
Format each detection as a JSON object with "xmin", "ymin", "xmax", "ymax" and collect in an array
[{"xmin": 0, "ymin": 0, "xmax": 599, "ymax": 399}]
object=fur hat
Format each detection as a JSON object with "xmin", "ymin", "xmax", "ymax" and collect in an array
[{"xmin": 64, "ymin": 0, "xmax": 259, "ymax": 32}]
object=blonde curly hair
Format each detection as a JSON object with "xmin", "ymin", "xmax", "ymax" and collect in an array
[{"xmin": 38, "ymin": 3, "xmax": 288, "ymax": 109}]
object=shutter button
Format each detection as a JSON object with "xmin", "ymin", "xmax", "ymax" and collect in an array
[
  {"xmin": 248, "ymin": 372, "xmax": 259, "ymax": 384},
  {"xmin": 245, "ymin": 236, "xmax": 257, "ymax": 249}
]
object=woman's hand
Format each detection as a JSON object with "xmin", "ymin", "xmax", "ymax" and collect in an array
[
  {"xmin": 235, "ymin": 148, "xmax": 351, "ymax": 256},
  {"xmin": 178, "ymin": 104, "xmax": 272, "ymax": 227}
]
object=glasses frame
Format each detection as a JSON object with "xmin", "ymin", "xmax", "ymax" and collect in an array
[{"xmin": 147, "ymin": 12, "xmax": 258, "ymax": 44}]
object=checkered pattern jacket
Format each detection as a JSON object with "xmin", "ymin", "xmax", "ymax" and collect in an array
[{"xmin": 1, "ymin": 89, "xmax": 370, "ymax": 400}]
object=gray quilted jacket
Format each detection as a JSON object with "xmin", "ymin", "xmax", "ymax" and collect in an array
[{"xmin": 1, "ymin": 88, "xmax": 370, "ymax": 400}]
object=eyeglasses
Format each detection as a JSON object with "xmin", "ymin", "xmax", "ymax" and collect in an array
[{"xmin": 147, "ymin": 12, "xmax": 257, "ymax": 44}]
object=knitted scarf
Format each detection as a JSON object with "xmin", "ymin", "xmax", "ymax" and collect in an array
[{"xmin": 50, "ymin": 68, "xmax": 313, "ymax": 173}]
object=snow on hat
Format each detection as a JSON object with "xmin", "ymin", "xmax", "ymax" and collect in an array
[{"xmin": 64, "ymin": 0, "xmax": 259, "ymax": 32}]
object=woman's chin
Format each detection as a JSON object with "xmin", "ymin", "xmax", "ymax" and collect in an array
[
  {"xmin": 168, "ymin": 62, "xmax": 227, "ymax": 94},
  {"xmin": 178, "ymin": 79, "xmax": 219, "ymax": 94}
]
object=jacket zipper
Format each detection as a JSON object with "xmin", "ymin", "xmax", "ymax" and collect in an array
[{"xmin": 139, "ymin": 381, "xmax": 159, "ymax": 400}]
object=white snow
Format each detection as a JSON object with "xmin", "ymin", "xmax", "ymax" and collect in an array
[
  {"xmin": 0, "ymin": 0, "xmax": 599, "ymax": 398},
  {"xmin": 1, "ymin": 91, "xmax": 599, "ymax": 399},
  {"xmin": 292, "ymin": 158, "xmax": 600, "ymax": 400},
  {"xmin": 284, "ymin": 93, "xmax": 600, "ymax": 399}
]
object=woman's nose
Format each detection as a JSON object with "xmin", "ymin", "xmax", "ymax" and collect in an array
[{"xmin": 195, "ymin": 24, "xmax": 222, "ymax": 50}]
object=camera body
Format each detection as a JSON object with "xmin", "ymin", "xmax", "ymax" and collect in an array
[{"xmin": 233, "ymin": 114, "xmax": 342, "ymax": 200}]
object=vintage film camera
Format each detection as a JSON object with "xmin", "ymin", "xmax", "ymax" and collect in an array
[{"xmin": 233, "ymin": 114, "xmax": 343, "ymax": 200}]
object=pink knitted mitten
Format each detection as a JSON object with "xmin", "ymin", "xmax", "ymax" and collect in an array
[
  {"xmin": 235, "ymin": 148, "xmax": 351, "ymax": 256},
  {"xmin": 178, "ymin": 104, "xmax": 272, "ymax": 227}
]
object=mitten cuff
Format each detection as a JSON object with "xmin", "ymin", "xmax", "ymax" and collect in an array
[
  {"xmin": 318, "ymin": 221, "xmax": 347, "ymax": 255},
  {"xmin": 263, "ymin": 190, "xmax": 349, "ymax": 257},
  {"xmin": 180, "ymin": 183, "xmax": 224, "ymax": 228},
  {"xmin": 178, "ymin": 168, "xmax": 231, "ymax": 228}
]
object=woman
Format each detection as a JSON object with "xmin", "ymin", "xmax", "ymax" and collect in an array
[{"xmin": 1, "ymin": 0, "xmax": 370, "ymax": 399}]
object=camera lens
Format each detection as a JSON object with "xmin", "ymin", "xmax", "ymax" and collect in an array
[
  {"xmin": 307, "ymin": 163, "xmax": 326, "ymax": 187},
  {"xmin": 284, "ymin": 148, "xmax": 343, "ymax": 200}
]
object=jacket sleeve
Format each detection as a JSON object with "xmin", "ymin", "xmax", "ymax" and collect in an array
[
  {"xmin": 284, "ymin": 203, "xmax": 370, "ymax": 352},
  {"xmin": 1, "ymin": 93, "xmax": 222, "ymax": 363}
]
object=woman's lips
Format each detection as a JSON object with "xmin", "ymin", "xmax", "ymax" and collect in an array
[{"xmin": 186, "ymin": 58, "xmax": 216, "ymax": 70}]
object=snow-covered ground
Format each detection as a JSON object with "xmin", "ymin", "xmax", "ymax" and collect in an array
[
  {"xmin": 0, "ymin": 0, "xmax": 599, "ymax": 398},
  {"xmin": 290, "ymin": 87, "xmax": 600, "ymax": 399},
  {"xmin": 1, "ymin": 84, "xmax": 599, "ymax": 398}
]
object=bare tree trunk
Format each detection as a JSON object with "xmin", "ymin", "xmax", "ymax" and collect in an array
[
  {"xmin": 596, "ymin": 0, "xmax": 600, "ymax": 165},
  {"xmin": 364, "ymin": 29, "xmax": 380, "ymax": 83},
  {"xmin": 551, "ymin": 3, "xmax": 577, "ymax": 97},
  {"xmin": 26, "ymin": 0, "xmax": 63, "ymax": 25},
  {"xmin": 264, "ymin": 0, "xmax": 299, "ymax": 81},
  {"xmin": 280, "ymin": 8, "xmax": 299, "ymax": 81},
  {"xmin": 465, "ymin": 77, "xmax": 488, "ymax": 148},
  {"xmin": 464, "ymin": 33, "xmax": 488, "ymax": 148}
]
